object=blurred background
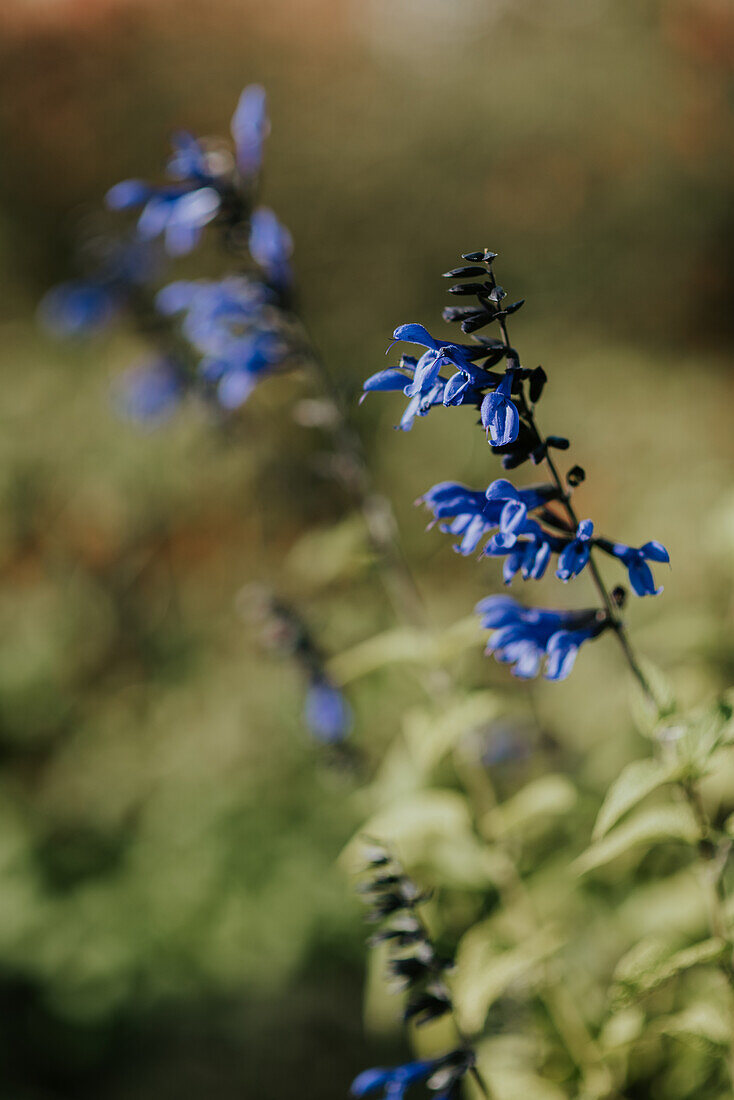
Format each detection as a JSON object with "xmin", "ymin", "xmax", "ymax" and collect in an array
[{"xmin": 0, "ymin": 0, "xmax": 733, "ymax": 1096}]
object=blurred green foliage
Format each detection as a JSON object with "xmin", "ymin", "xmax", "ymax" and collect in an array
[{"xmin": 0, "ymin": 0, "xmax": 733, "ymax": 1097}]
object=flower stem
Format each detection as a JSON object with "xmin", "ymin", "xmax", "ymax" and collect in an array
[{"xmin": 492, "ymin": 284, "xmax": 660, "ymax": 711}]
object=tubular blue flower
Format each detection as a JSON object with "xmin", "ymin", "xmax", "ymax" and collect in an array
[
  {"xmin": 113, "ymin": 358, "xmax": 183, "ymax": 423},
  {"xmin": 595, "ymin": 538, "xmax": 670, "ymax": 596},
  {"xmin": 418, "ymin": 478, "xmax": 558, "ymax": 556},
  {"xmin": 231, "ymin": 84, "xmax": 269, "ymax": 176},
  {"xmin": 556, "ymin": 519, "xmax": 594, "ymax": 581},
  {"xmin": 362, "ymin": 325, "xmax": 500, "ymax": 431},
  {"xmin": 481, "ymin": 369, "xmax": 519, "ymax": 447},
  {"xmin": 484, "ymin": 517, "xmax": 561, "ymax": 584},
  {"xmin": 476, "ymin": 595, "xmax": 607, "ymax": 681},
  {"xmin": 351, "ymin": 1060, "xmax": 440, "ymax": 1100},
  {"xmin": 304, "ymin": 677, "xmax": 352, "ymax": 743},
  {"xmin": 249, "ymin": 207, "xmax": 293, "ymax": 290},
  {"xmin": 106, "ymin": 181, "xmax": 221, "ymax": 257}
]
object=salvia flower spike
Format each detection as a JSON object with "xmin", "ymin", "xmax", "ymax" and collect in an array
[{"xmin": 366, "ymin": 248, "xmax": 669, "ymax": 687}]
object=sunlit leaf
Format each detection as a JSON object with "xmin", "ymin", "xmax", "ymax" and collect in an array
[
  {"xmin": 574, "ymin": 804, "xmax": 699, "ymax": 875},
  {"xmin": 483, "ymin": 774, "xmax": 577, "ymax": 838},
  {"xmin": 453, "ymin": 920, "xmax": 562, "ymax": 1033},
  {"xmin": 592, "ymin": 758, "xmax": 683, "ymax": 841},
  {"xmin": 612, "ymin": 936, "xmax": 726, "ymax": 1005}
]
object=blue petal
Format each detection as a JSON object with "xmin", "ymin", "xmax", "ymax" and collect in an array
[
  {"xmin": 499, "ymin": 499, "xmax": 527, "ymax": 537},
  {"xmin": 105, "ymin": 179, "xmax": 151, "ymax": 210},
  {"xmin": 641, "ymin": 540, "xmax": 669, "ymax": 563},
  {"xmin": 481, "ymin": 391, "xmax": 520, "ymax": 446},
  {"xmin": 391, "ymin": 323, "xmax": 437, "ymax": 350},
  {"xmin": 231, "ymin": 84, "xmax": 269, "ymax": 175},
  {"xmin": 164, "ymin": 221, "xmax": 202, "ymax": 257},
  {"xmin": 156, "ymin": 280, "xmax": 198, "ymax": 314},
  {"xmin": 217, "ymin": 370, "xmax": 257, "ymax": 408},
  {"xmin": 545, "ymin": 631, "xmax": 580, "ymax": 681},
  {"xmin": 363, "ymin": 368, "xmax": 410, "ymax": 393},
  {"xmin": 404, "ymin": 350, "xmax": 440, "ymax": 397},
  {"xmin": 351, "ymin": 1069, "xmax": 391, "ymax": 1097},
  {"xmin": 627, "ymin": 558, "xmax": 662, "ymax": 597},
  {"xmin": 304, "ymin": 680, "xmax": 352, "ymax": 743}
]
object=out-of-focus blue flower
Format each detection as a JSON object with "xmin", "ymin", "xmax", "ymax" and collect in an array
[
  {"xmin": 556, "ymin": 519, "xmax": 594, "ymax": 582},
  {"xmin": 106, "ymin": 180, "xmax": 221, "ymax": 257},
  {"xmin": 113, "ymin": 358, "xmax": 183, "ymax": 423},
  {"xmin": 351, "ymin": 1060, "xmax": 440, "ymax": 1100},
  {"xmin": 596, "ymin": 538, "xmax": 670, "ymax": 596},
  {"xmin": 476, "ymin": 595, "xmax": 606, "ymax": 681},
  {"xmin": 105, "ymin": 85, "xmax": 272, "ymax": 258},
  {"xmin": 231, "ymin": 84, "xmax": 269, "ymax": 176},
  {"xmin": 39, "ymin": 238, "xmax": 158, "ymax": 338},
  {"xmin": 156, "ymin": 275, "xmax": 290, "ymax": 409},
  {"xmin": 481, "ymin": 369, "xmax": 520, "ymax": 447},
  {"xmin": 249, "ymin": 207, "xmax": 293, "ymax": 290},
  {"xmin": 304, "ymin": 677, "xmax": 352, "ymax": 743},
  {"xmin": 166, "ymin": 131, "xmax": 212, "ymax": 183},
  {"xmin": 418, "ymin": 477, "xmax": 558, "ymax": 556},
  {"xmin": 38, "ymin": 281, "xmax": 119, "ymax": 337}
]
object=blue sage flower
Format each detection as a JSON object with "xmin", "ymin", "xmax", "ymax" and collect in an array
[
  {"xmin": 481, "ymin": 369, "xmax": 520, "ymax": 447},
  {"xmin": 484, "ymin": 518, "xmax": 563, "ymax": 584},
  {"xmin": 476, "ymin": 595, "xmax": 607, "ymax": 680},
  {"xmin": 249, "ymin": 207, "xmax": 293, "ymax": 290},
  {"xmin": 231, "ymin": 84, "xmax": 269, "ymax": 176},
  {"xmin": 363, "ymin": 324, "xmax": 500, "ymax": 430},
  {"xmin": 351, "ymin": 1060, "xmax": 441, "ymax": 1100},
  {"xmin": 596, "ymin": 538, "xmax": 670, "ymax": 596},
  {"xmin": 418, "ymin": 477, "xmax": 559, "ymax": 556},
  {"xmin": 556, "ymin": 519, "xmax": 594, "ymax": 582},
  {"xmin": 352, "ymin": 1052, "xmax": 472, "ymax": 1100},
  {"xmin": 303, "ymin": 677, "xmax": 352, "ymax": 744}
]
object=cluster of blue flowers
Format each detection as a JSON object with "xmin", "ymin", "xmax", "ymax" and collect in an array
[
  {"xmin": 365, "ymin": 250, "xmax": 670, "ymax": 680},
  {"xmin": 351, "ymin": 844, "xmax": 477, "ymax": 1100},
  {"xmin": 40, "ymin": 86, "xmax": 297, "ymax": 420}
]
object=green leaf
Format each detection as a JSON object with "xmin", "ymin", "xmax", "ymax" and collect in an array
[
  {"xmin": 483, "ymin": 774, "xmax": 577, "ymax": 838},
  {"xmin": 657, "ymin": 1001, "xmax": 732, "ymax": 1049},
  {"xmin": 612, "ymin": 936, "xmax": 726, "ymax": 1005},
  {"xmin": 453, "ymin": 921, "xmax": 562, "ymax": 1033},
  {"xmin": 592, "ymin": 758, "xmax": 682, "ymax": 841},
  {"xmin": 598, "ymin": 1006, "xmax": 645, "ymax": 1050},
  {"xmin": 403, "ymin": 692, "xmax": 501, "ymax": 774},
  {"xmin": 474, "ymin": 1036, "xmax": 568, "ymax": 1100},
  {"xmin": 574, "ymin": 804, "xmax": 699, "ymax": 875},
  {"xmin": 341, "ymin": 789, "xmax": 501, "ymax": 888}
]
